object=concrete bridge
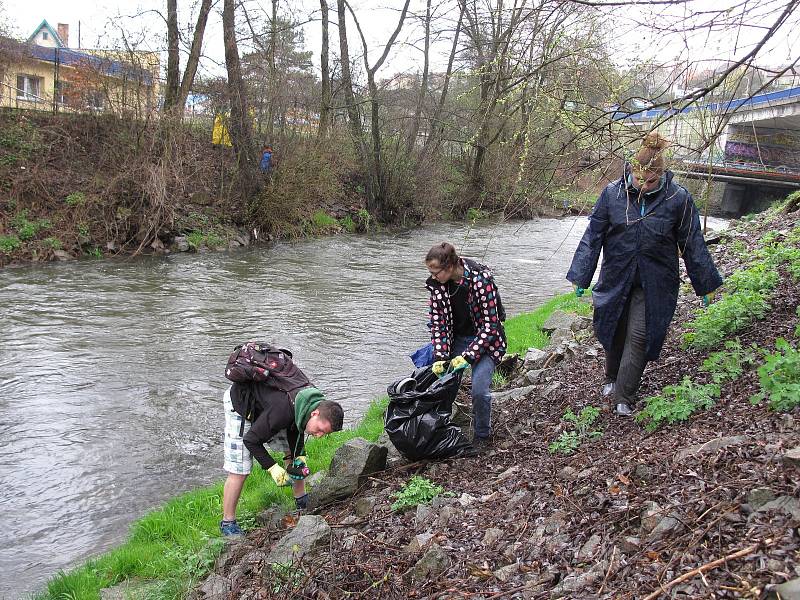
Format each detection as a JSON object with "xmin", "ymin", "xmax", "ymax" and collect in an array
[{"xmin": 624, "ymin": 86, "xmax": 800, "ymax": 216}]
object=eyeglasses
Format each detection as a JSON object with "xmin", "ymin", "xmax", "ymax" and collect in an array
[{"xmin": 428, "ymin": 264, "xmax": 448, "ymax": 279}]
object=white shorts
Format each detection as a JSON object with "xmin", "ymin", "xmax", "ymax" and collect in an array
[{"xmin": 223, "ymin": 387, "xmax": 291, "ymax": 475}]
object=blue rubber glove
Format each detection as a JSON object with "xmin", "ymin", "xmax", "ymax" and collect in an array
[
  {"xmin": 574, "ymin": 286, "xmax": 585, "ymax": 298},
  {"xmin": 450, "ymin": 356, "xmax": 470, "ymax": 372},
  {"xmin": 703, "ymin": 295, "xmax": 710, "ymax": 307}
]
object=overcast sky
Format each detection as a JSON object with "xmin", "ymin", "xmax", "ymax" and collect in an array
[{"xmin": 5, "ymin": 0, "xmax": 799, "ymax": 85}]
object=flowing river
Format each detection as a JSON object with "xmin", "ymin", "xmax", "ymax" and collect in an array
[{"xmin": 0, "ymin": 216, "xmax": 728, "ymax": 598}]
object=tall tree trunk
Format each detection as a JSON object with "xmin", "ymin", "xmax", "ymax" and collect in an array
[
  {"xmin": 175, "ymin": 0, "xmax": 213, "ymax": 113},
  {"xmin": 423, "ymin": 2, "xmax": 463, "ymax": 156},
  {"xmin": 336, "ymin": 0, "xmax": 363, "ymax": 146},
  {"xmin": 163, "ymin": 0, "xmax": 180, "ymax": 110},
  {"xmin": 406, "ymin": 0, "xmax": 431, "ymax": 151},
  {"xmin": 266, "ymin": 0, "xmax": 278, "ymax": 139},
  {"xmin": 318, "ymin": 0, "xmax": 331, "ymax": 137},
  {"xmin": 223, "ymin": 0, "xmax": 260, "ymax": 199}
]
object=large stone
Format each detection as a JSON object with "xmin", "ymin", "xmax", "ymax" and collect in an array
[
  {"xmin": 747, "ymin": 487, "xmax": 776, "ymax": 510},
  {"xmin": 404, "ymin": 532, "xmax": 435, "ymax": 553},
  {"xmin": 410, "ymin": 543, "xmax": 449, "ymax": 581},
  {"xmin": 756, "ymin": 496, "xmax": 800, "ymax": 520},
  {"xmin": 550, "ymin": 568, "xmax": 602, "ymax": 598},
  {"xmin": 354, "ymin": 496, "xmax": 377, "ymax": 517},
  {"xmin": 494, "ymin": 562, "xmax": 520, "ymax": 582},
  {"xmin": 640, "ymin": 501, "xmax": 665, "ymax": 534},
  {"xmin": 482, "ymin": 527, "xmax": 504, "ymax": 546},
  {"xmin": 256, "ymin": 505, "xmax": 288, "ymax": 530},
  {"xmin": 673, "ymin": 435, "xmax": 750, "ymax": 463},
  {"xmin": 307, "ymin": 438, "xmax": 387, "ymax": 509},
  {"xmin": 784, "ymin": 447, "xmax": 800, "ymax": 468},
  {"xmin": 541, "ymin": 310, "xmax": 584, "ymax": 334},
  {"xmin": 265, "ymin": 515, "xmax": 331, "ymax": 566},
  {"xmin": 523, "ymin": 348, "xmax": 548, "ymax": 369},
  {"xmin": 548, "ymin": 328, "xmax": 573, "ymax": 348},
  {"xmin": 198, "ymin": 573, "xmax": 232, "ymax": 598},
  {"xmin": 766, "ymin": 577, "xmax": 800, "ymax": 600},
  {"xmin": 53, "ymin": 250, "xmax": 75, "ymax": 261},
  {"xmin": 494, "ymin": 385, "xmax": 536, "ymax": 402},
  {"xmin": 174, "ymin": 236, "xmax": 190, "ymax": 252}
]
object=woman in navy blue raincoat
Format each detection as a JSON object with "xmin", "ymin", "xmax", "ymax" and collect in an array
[{"xmin": 567, "ymin": 133, "xmax": 722, "ymax": 415}]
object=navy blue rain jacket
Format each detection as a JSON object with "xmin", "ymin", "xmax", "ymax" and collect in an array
[{"xmin": 566, "ymin": 170, "xmax": 722, "ymax": 361}]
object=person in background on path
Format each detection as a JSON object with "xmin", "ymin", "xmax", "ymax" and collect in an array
[
  {"xmin": 566, "ymin": 132, "xmax": 722, "ymax": 416},
  {"xmin": 424, "ymin": 242, "xmax": 507, "ymax": 452},
  {"xmin": 220, "ymin": 377, "xmax": 344, "ymax": 536},
  {"xmin": 259, "ymin": 145, "xmax": 274, "ymax": 175}
]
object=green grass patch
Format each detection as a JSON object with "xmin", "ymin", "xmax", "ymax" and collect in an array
[
  {"xmin": 65, "ymin": 192, "xmax": 87, "ymax": 207},
  {"xmin": 37, "ymin": 398, "xmax": 389, "ymax": 600},
  {"xmin": 12, "ymin": 210, "xmax": 51, "ymax": 241},
  {"xmin": 339, "ymin": 215, "xmax": 356, "ymax": 233},
  {"xmin": 503, "ymin": 292, "xmax": 591, "ymax": 355},
  {"xmin": 306, "ymin": 210, "xmax": 340, "ymax": 235}
]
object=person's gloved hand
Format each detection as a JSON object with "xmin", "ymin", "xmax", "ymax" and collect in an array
[
  {"xmin": 703, "ymin": 290, "xmax": 716, "ymax": 307},
  {"xmin": 432, "ymin": 360, "xmax": 447, "ymax": 377},
  {"xmin": 294, "ymin": 493, "xmax": 309, "ymax": 510},
  {"xmin": 268, "ymin": 463, "xmax": 291, "ymax": 487},
  {"xmin": 574, "ymin": 285, "xmax": 585, "ymax": 298},
  {"xmin": 286, "ymin": 456, "xmax": 310, "ymax": 480},
  {"xmin": 450, "ymin": 356, "xmax": 469, "ymax": 372}
]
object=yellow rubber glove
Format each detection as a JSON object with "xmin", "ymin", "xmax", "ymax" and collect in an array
[
  {"xmin": 451, "ymin": 355, "xmax": 470, "ymax": 372},
  {"xmin": 268, "ymin": 463, "xmax": 291, "ymax": 487},
  {"xmin": 432, "ymin": 361, "xmax": 447, "ymax": 376},
  {"xmin": 294, "ymin": 455, "xmax": 307, "ymax": 467}
]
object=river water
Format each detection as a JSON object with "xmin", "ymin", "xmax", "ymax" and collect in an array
[{"xmin": 0, "ymin": 216, "xmax": 727, "ymax": 598}]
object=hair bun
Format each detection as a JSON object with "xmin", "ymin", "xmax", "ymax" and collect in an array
[{"xmin": 642, "ymin": 132, "xmax": 669, "ymax": 150}]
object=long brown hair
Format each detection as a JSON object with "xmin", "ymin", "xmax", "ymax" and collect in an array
[{"xmin": 425, "ymin": 242, "xmax": 459, "ymax": 268}]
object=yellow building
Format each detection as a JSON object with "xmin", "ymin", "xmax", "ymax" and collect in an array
[{"xmin": 0, "ymin": 19, "xmax": 159, "ymax": 115}]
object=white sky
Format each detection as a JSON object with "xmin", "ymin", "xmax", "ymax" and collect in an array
[{"xmin": 4, "ymin": 0, "xmax": 799, "ymax": 85}]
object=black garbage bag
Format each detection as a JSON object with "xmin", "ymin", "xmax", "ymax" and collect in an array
[{"xmin": 384, "ymin": 365, "xmax": 472, "ymax": 460}]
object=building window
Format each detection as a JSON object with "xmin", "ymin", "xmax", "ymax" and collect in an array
[
  {"xmin": 42, "ymin": 31, "xmax": 49, "ymax": 40},
  {"xmin": 16, "ymin": 75, "xmax": 41, "ymax": 100}
]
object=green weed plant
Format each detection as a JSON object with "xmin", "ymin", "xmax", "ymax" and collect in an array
[
  {"xmin": 548, "ymin": 406, "xmax": 602, "ymax": 455},
  {"xmin": 750, "ymin": 338, "xmax": 800, "ymax": 412},
  {"xmin": 391, "ymin": 476, "xmax": 445, "ymax": 511},
  {"xmin": 65, "ymin": 192, "xmax": 86, "ymax": 207},
  {"xmin": 700, "ymin": 339, "xmax": 758, "ymax": 384},
  {"xmin": 636, "ymin": 377, "xmax": 720, "ymax": 432},
  {"xmin": 12, "ymin": 210, "xmax": 51, "ymax": 241}
]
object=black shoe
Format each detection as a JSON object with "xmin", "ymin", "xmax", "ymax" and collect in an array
[
  {"xmin": 614, "ymin": 402, "xmax": 633, "ymax": 416},
  {"xmin": 471, "ymin": 436, "xmax": 491, "ymax": 453},
  {"xmin": 601, "ymin": 381, "xmax": 616, "ymax": 397}
]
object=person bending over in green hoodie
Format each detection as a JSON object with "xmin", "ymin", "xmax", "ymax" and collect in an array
[{"xmin": 220, "ymin": 378, "xmax": 344, "ymax": 536}]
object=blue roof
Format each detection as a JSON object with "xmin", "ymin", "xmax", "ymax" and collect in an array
[
  {"xmin": 26, "ymin": 45, "xmax": 153, "ymax": 86},
  {"xmin": 615, "ymin": 85, "xmax": 800, "ymax": 122}
]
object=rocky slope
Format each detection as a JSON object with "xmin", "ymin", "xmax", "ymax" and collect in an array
[{"xmin": 190, "ymin": 207, "xmax": 800, "ymax": 600}]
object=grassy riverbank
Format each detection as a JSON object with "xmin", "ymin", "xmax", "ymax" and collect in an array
[{"xmin": 36, "ymin": 293, "xmax": 584, "ymax": 599}]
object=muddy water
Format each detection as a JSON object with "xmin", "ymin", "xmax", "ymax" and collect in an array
[{"xmin": 0, "ymin": 216, "xmax": 728, "ymax": 597}]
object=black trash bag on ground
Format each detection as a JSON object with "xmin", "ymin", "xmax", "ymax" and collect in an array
[{"xmin": 384, "ymin": 366, "xmax": 472, "ymax": 460}]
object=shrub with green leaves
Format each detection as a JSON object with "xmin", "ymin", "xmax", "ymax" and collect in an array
[
  {"xmin": 700, "ymin": 339, "xmax": 758, "ymax": 384},
  {"xmin": 750, "ymin": 338, "xmax": 800, "ymax": 412},
  {"xmin": 11, "ymin": 210, "xmax": 50, "ymax": 241},
  {"xmin": 636, "ymin": 377, "xmax": 720, "ymax": 432},
  {"xmin": 0, "ymin": 234, "xmax": 21, "ymax": 254},
  {"xmin": 339, "ymin": 215, "xmax": 356, "ymax": 233},
  {"xmin": 391, "ymin": 476, "xmax": 444, "ymax": 511},
  {"xmin": 548, "ymin": 406, "xmax": 602, "ymax": 455}
]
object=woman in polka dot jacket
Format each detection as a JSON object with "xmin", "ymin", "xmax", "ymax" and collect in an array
[{"xmin": 425, "ymin": 242, "xmax": 507, "ymax": 449}]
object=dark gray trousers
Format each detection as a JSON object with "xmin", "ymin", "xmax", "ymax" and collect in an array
[{"xmin": 604, "ymin": 286, "xmax": 648, "ymax": 406}]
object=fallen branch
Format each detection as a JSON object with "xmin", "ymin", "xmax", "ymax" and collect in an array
[{"xmin": 641, "ymin": 542, "xmax": 761, "ymax": 600}]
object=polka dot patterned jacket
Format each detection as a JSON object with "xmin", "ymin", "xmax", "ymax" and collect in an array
[{"xmin": 426, "ymin": 257, "xmax": 507, "ymax": 365}]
